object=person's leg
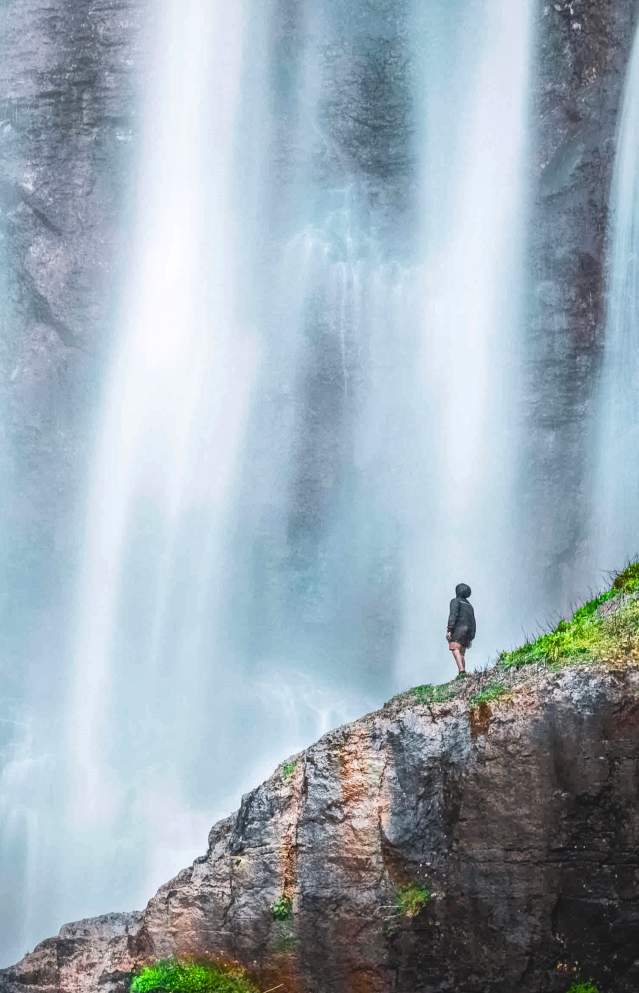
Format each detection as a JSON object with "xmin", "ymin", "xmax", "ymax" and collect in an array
[{"xmin": 452, "ymin": 646, "xmax": 464, "ymax": 673}]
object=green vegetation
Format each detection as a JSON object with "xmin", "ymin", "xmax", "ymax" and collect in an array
[
  {"xmin": 413, "ymin": 683, "xmax": 455, "ymax": 705},
  {"xmin": 271, "ymin": 894, "xmax": 293, "ymax": 921},
  {"xmin": 469, "ymin": 682, "xmax": 506, "ymax": 707},
  {"xmin": 500, "ymin": 563, "xmax": 639, "ymax": 670},
  {"xmin": 390, "ymin": 561, "xmax": 639, "ymax": 722},
  {"xmin": 273, "ymin": 921, "xmax": 297, "ymax": 953},
  {"xmin": 395, "ymin": 882, "xmax": 431, "ymax": 918},
  {"xmin": 130, "ymin": 960, "xmax": 258, "ymax": 993},
  {"xmin": 613, "ymin": 560, "xmax": 639, "ymax": 591},
  {"xmin": 566, "ymin": 981, "xmax": 599, "ymax": 993},
  {"xmin": 281, "ymin": 760, "xmax": 297, "ymax": 781}
]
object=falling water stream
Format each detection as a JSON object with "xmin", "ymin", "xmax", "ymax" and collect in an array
[
  {"xmin": 1, "ymin": 0, "xmax": 537, "ymax": 966},
  {"xmin": 592, "ymin": 18, "xmax": 639, "ymax": 572},
  {"xmin": 69, "ymin": 0, "xmax": 253, "ymax": 818},
  {"xmin": 399, "ymin": 0, "xmax": 532, "ymax": 683}
]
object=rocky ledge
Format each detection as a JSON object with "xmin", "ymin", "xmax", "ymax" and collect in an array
[{"xmin": 1, "ymin": 653, "xmax": 638, "ymax": 993}]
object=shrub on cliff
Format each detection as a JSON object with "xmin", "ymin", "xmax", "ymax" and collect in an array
[
  {"xmin": 130, "ymin": 959, "xmax": 258, "ymax": 993},
  {"xmin": 281, "ymin": 760, "xmax": 297, "ymax": 781},
  {"xmin": 271, "ymin": 894, "xmax": 293, "ymax": 921}
]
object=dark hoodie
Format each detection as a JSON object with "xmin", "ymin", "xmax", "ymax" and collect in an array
[{"xmin": 447, "ymin": 583, "xmax": 476, "ymax": 647}]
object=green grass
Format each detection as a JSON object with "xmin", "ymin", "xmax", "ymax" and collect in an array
[
  {"xmin": 571, "ymin": 589, "xmax": 617, "ymax": 623},
  {"xmin": 130, "ymin": 960, "xmax": 258, "ymax": 993},
  {"xmin": 469, "ymin": 683, "xmax": 506, "ymax": 707},
  {"xmin": 613, "ymin": 560, "xmax": 639, "ymax": 591},
  {"xmin": 500, "ymin": 562, "xmax": 639, "ymax": 670},
  {"xmin": 413, "ymin": 683, "xmax": 455, "ymax": 705},
  {"xmin": 566, "ymin": 981, "xmax": 599, "ymax": 993},
  {"xmin": 281, "ymin": 760, "xmax": 297, "ymax": 781},
  {"xmin": 271, "ymin": 894, "xmax": 293, "ymax": 921},
  {"xmin": 395, "ymin": 882, "xmax": 431, "ymax": 918}
]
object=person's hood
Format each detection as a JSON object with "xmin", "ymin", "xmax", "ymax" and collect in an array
[{"xmin": 455, "ymin": 583, "xmax": 471, "ymax": 599}]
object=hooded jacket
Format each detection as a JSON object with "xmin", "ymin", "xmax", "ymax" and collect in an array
[{"xmin": 447, "ymin": 586, "xmax": 476, "ymax": 647}]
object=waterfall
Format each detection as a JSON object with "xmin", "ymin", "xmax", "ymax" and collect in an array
[
  {"xmin": 592, "ymin": 21, "xmax": 639, "ymax": 572},
  {"xmin": 0, "ymin": 0, "xmax": 534, "ymax": 964},
  {"xmin": 398, "ymin": 0, "xmax": 533, "ymax": 682},
  {"xmin": 63, "ymin": 0, "xmax": 260, "ymax": 913},
  {"xmin": 0, "ymin": 0, "xmax": 261, "ymax": 961}
]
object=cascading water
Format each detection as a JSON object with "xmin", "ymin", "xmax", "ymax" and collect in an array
[
  {"xmin": 398, "ymin": 0, "xmax": 533, "ymax": 683},
  {"xmin": 592, "ymin": 20, "xmax": 639, "ymax": 571},
  {"xmin": 0, "ymin": 0, "xmax": 534, "ymax": 965},
  {"xmin": 65, "ymin": 0, "xmax": 259, "ymax": 916},
  {"xmin": 1, "ymin": 0, "xmax": 259, "ymax": 964}
]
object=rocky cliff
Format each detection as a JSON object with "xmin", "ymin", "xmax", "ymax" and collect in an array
[
  {"xmin": 2, "ymin": 657, "xmax": 637, "ymax": 993},
  {"xmin": 0, "ymin": 0, "xmax": 146, "ymax": 652},
  {"xmin": 2, "ymin": 0, "xmax": 639, "ymax": 985}
]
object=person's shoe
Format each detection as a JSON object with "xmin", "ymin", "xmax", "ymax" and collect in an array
[{"xmin": 456, "ymin": 671, "xmax": 467, "ymax": 679}]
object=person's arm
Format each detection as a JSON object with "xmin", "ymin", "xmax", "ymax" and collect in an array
[{"xmin": 447, "ymin": 598, "xmax": 459, "ymax": 638}]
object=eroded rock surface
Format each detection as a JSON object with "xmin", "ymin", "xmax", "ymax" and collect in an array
[
  {"xmin": 524, "ymin": 0, "xmax": 639, "ymax": 596},
  {"xmin": 0, "ymin": 0, "xmax": 147, "ymax": 658},
  {"xmin": 2, "ymin": 664, "xmax": 638, "ymax": 993}
]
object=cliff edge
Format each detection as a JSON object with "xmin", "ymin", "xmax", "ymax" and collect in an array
[
  {"xmin": 2, "ymin": 574, "xmax": 639, "ymax": 993},
  {"xmin": 1, "ymin": 669, "xmax": 637, "ymax": 991}
]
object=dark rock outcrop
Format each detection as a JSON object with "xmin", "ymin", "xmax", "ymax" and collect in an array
[{"xmin": 2, "ymin": 663, "xmax": 638, "ymax": 993}]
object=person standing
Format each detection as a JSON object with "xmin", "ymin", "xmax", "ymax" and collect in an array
[{"xmin": 446, "ymin": 583, "xmax": 476, "ymax": 676}]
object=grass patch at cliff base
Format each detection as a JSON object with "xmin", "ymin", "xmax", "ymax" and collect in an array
[
  {"xmin": 566, "ymin": 981, "xmax": 600, "ymax": 993},
  {"xmin": 130, "ymin": 959, "xmax": 258, "ymax": 993}
]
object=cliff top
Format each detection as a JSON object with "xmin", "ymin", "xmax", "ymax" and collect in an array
[{"xmin": 2, "ymin": 563, "xmax": 639, "ymax": 993}]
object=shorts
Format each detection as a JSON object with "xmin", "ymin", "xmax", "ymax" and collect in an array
[{"xmin": 448, "ymin": 641, "xmax": 465, "ymax": 652}]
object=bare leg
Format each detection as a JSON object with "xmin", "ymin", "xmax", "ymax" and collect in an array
[{"xmin": 452, "ymin": 647, "xmax": 465, "ymax": 673}]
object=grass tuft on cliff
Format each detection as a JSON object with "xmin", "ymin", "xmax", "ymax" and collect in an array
[
  {"xmin": 390, "ymin": 560, "xmax": 639, "ymax": 715},
  {"xmin": 469, "ymin": 682, "xmax": 507, "ymax": 707},
  {"xmin": 500, "ymin": 562, "xmax": 639, "ymax": 670},
  {"xmin": 395, "ymin": 882, "xmax": 431, "ymax": 918},
  {"xmin": 413, "ymin": 683, "xmax": 456, "ymax": 705},
  {"xmin": 281, "ymin": 759, "xmax": 297, "ymax": 781},
  {"xmin": 565, "ymin": 981, "xmax": 600, "ymax": 993},
  {"xmin": 612, "ymin": 560, "xmax": 639, "ymax": 590},
  {"xmin": 130, "ymin": 959, "xmax": 258, "ymax": 993}
]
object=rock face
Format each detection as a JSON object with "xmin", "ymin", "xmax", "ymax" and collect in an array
[
  {"xmin": 0, "ymin": 0, "xmax": 146, "ymax": 652},
  {"xmin": 524, "ymin": 0, "xmax": 639, "ymax": 599},
  {"xmin": 2, "ymin": 663, "xmax": 638, "ymax": 993}
]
